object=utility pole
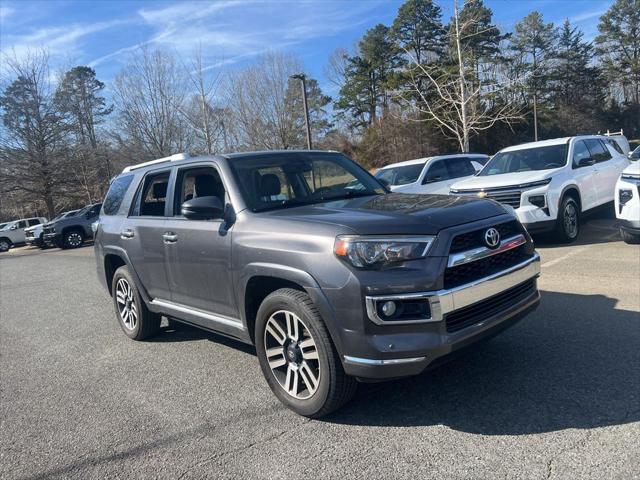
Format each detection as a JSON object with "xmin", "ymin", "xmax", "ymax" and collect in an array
[{"xmin": 290, "ymin": 73, "xmax": 312, "ymax": 149}]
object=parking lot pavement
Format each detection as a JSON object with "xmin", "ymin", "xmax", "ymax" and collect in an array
[{"xmin": 1, "ymin": 215, "xmax": 638, "ymax": 480}]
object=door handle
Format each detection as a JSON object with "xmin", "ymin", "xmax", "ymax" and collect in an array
[
  {"xmin": 162, "ymin": 232, "xmax": 178, "ymax": 243},
  {"xmin": 120, "ymin": 229, "xmax": 134, "ymax": 239}
]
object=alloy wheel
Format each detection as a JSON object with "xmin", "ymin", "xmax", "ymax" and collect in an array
[
  {"xmin": 66, "ymin": 232, "xmax": 83, "ymax": 247},
  {"xmin": 0, "ymin": 240, "xmax": 9, "ymax": 252},
  {"xmin": 563, "ymin": 202, "xmax": 578, "ymax": 238},
  {"xmin": 116, "ymin": 278, "xmax": 137, "ymax": 330},
  {"xmin": 263, "ymin": 310, "xmax": 321, "ymax": 399}
]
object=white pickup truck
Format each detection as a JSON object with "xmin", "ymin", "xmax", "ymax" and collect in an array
[{"xmin": 450, "ymin": 135, "xmax": 630, "ymax": 242}]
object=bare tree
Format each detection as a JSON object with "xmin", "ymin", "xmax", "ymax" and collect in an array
[
  {"xmin": 0, "ymin": 49, "xmax": 70, "ymax": 217},
  {"xmin": 112, "ymin": 47, "xmax": 191, "ymax": 159},
  {"xmin": 395, "ymin": 0, "xmax": 522, "ymax": 152}
]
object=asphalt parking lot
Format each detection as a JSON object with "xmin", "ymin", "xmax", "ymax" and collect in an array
[{"xmin": 1, "ymin": 213, "xmax": 639, "ymax": 480}]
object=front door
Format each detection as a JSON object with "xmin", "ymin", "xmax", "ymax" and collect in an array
[
  {"xmin": 570, "ymin": 140, "xmax": 598, "ymax": 211},
  {"xmin": 163, "ymin": 165, "xmax": 236, "ymax": 319}
]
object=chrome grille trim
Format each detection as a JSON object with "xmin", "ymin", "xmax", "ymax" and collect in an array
[{"xmin": 447, "ymin": 234, "xmax": 526, "ymax": 268}]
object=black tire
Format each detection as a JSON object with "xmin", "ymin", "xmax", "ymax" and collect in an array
[
  {"xmin": 62, "ymin": 229, "xmax": 84, "ymax": 249},
  {"xmin": 554, "ymin": 196, "xmax": 580, "ymax": 243},
  {"xmin": 111, "ymin": 265, "xmax": 161, "ymax": 340},
  {"xmin": 0, "ymin": 238, "xmax": 11, "ymax": 253},
  {"xmin": 620, "ymin": 228, "xmax": 640, "ymax": 245},
  {"xmin": 255, "ymin": 288, "xmax": 357, "ymax": 418}
]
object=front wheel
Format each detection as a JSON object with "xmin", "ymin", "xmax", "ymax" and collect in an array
[
  {"xmin": 62, "ymin": 230, "xmax": 84, "ymax": 249},
  {"xmin": 554, "ymin": 197, "xmax": 580, "ymax": 243},
  {"xmin": 255, "ymin": 288, "xmax": 357, "ymax": 418},
  {"xmin": 620, "ymin": 228, "xmax": 640, "ymax": 245}
]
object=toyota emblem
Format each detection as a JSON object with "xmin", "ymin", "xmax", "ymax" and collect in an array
[{"xmin": 484, "ymin": 228, "xmax": 500, "ymax": 248}]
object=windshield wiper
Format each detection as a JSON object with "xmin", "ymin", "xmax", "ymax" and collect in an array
[{"xmin": 318, "ymin": 190, "xmax": 379, "ymax": 201}]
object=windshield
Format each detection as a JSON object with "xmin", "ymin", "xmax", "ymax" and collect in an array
[
  {"xmin": 0, "ymin": 222, "xmax": 12, "ymax": 231},
  {"xmin": 479, "ymin": 144, "xmax": 568, "ymax": 176},
  {"xmin": 229, "ymin": 153, "xmax": 386, "ymax": 212},
  {"xmin": 375, "ymin": 163, "xmax": 424, "ymax": 186},
  {"xmin": 631, "ymin": 146, "xmax": 640, "ymax": 160}
]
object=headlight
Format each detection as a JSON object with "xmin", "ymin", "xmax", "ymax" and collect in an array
[{"xmin": 334, "ymin": 235, "xmax": 434, "ymax": 268}]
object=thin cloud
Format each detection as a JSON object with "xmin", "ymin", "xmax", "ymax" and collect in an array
[
  {"xmin": 0, "ymin": 6, "xmax": 14, "ymax": 21},
  {"xmin": 570, "ymin": 9, "xmax": 607, "ymax": 23}
]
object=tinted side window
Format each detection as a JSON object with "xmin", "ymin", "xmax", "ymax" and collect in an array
[
  {"xmin": 173, "ymin": 166, "xmax": 226, "ymax": 215},
  {"xmin": 446, "ymin": 158, "xmax": 477, "ymax": 179},
  {"xmin": 607, "ymin": 139, "xmax": 623, "ymax": 155},
  {"xmin": 17, "ymin": 220, "xmax": 27, "ymax": 229},
  {"xmin": 103, "ymin": 175, "xmax": 134, "ymax": 215},
  {"xmin": 572, "ymin": 140, "xmax": 592, "ymax": 168},
  {"xmin": 423, "ymin": 161, "xmax": 450, "ymax": 183},
  {"xmin": 131, "ymin": 171, "xmax": 170, "ymax": 217},
  {"xmin": 28, "ymin": 219, "xmax": 41, "ymax": 226},
  {"xmin": 585, "ymin": 139, "xmax": 611, "ymax": 163}
]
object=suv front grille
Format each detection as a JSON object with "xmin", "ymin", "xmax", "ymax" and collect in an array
[
  {"xmin": 444, "ymin": 245, "xmax": 530, "ymax": 290},
  {"xmin": 445, "ymin": 279, "xmax": 536, "ymax": 333},
  {"xmin": 449, "ymin": 220, "xmax": 521, "ymax": 253},
  {"xmin": 484, "ymin": 190, "xmax": 522, "ymax": 208}
]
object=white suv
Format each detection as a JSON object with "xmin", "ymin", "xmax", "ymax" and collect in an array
[
  {"xmin": 0, "ymin": 217, "xmax": 48, "ymax": 252},
  {"xmin": 615, "ymin": 161, "xmax": 640, "ymax": 244},
  {"xmin": 375, "ymin": 154, "xmax": 488, "ymax": 194},
  {"xmin": 450, "ymin": 136, "xmax": 630, "ymax": 242}
]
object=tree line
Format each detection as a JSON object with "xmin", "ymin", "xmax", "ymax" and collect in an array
[{"xmin": 0, "ymin": 0, "xmax": 638, "ymax": 220}]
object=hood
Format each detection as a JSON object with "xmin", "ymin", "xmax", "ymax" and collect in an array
[
  {"xmin": 263, "ymin": 193, "xmax": 507, "ymax": 235},
  {"xmin": 451, "ymin": 170, "xmax": 557, "ymax": 191},
  {"xmin": 622, "ymin": 162, "xmax": 640, "ymax": 176}
]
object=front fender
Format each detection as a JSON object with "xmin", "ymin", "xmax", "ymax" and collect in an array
[{"xmin": 237, "ymin": 263, "xmax": 346, "ymax": 356}]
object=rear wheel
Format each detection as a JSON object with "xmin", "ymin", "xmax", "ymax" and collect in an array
[
  {"xmin": 620, "ymin": 228, "xmax": 640, "ymax": 245},
  {"xmin": 554, "ymin": 196, "xmax": 580, "ymax": 243},
  {"xmin": 0, "ymin": 238, "xmax": 11, "ymax": 252},
  {"xmin": 62, "ymin": 230, "xmax": 84, "ymax": 249},
  {"xmin": 111, "ymin": 266, "xmax": 161, "ymax": 340},
  {"xmin": 255, "ymin": 288, "xmax": 357, "ymax": 418}
]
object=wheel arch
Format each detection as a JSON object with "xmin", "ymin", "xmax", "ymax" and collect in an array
[
  {"xmin": 559, "ymin": 185, "xmax": 582, "ymax": 213},
  {"xmin": 239, "ymin": 263, "xmax": 344, "ymax": 354},
  {"xmin": 101, "ymin": 246, "xmax": 152, "ymax": 305}
]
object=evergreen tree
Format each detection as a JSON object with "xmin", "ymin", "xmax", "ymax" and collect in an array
[
  {"xmin": 596, "ymin": 0, "xmax": 640, "ymax": 105},
  {"xmin": 510, "ymin": 12, "xmax": 557, "ymax": 140},
  {"xmin": 335, "ymin": 24, "xmax": 399, "ymax": 128}
]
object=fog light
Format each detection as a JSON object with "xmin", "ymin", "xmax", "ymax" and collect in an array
[
  {"xmin": 380, "ymin": 301, "xmax": 397, "ymax": 317},
  {"xmin": 529, "ymin": 195, "xmax": 546, "ymax": 208},
  {"xmin": 619, "ymin": 189, "xmax": 633, "ymax": 205}
]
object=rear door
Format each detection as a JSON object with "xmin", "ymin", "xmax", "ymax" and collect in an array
[
  {"xmin": 120, "ymin": 169, "xmax": 172, "ymax": 300},
  {"xmin": 163, "ymin": 163, "xmax": 237, "ymax": 320},
  {"xmin": 585, "ymin": 139, "xmax": 617, "ymax": 205}
]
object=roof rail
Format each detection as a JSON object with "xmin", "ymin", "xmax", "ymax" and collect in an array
[{"xmin": 122, "ymin": 153, "xmax": 189, "ymax": 173}]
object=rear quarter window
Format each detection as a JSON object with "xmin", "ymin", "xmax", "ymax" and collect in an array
[{"xmin": 103, "ymin": 175, "xmax": 134, "ymax": 215}]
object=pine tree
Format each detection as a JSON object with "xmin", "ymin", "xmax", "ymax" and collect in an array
[{"xmin": 596, "ymin": 0, "xmax": 640, "ymax": 105}]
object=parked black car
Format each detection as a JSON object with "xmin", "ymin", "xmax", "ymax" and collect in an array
[
  {"xmin": 95, "ymin": 151, "xmax": 540, "ymax": 418},
  {"xmin": 43, "ymin": 203, "xmax": 101, "ymax": 249}
]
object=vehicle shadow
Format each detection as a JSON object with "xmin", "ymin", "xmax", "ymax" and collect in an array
[{"xmin": 325, "ymin": 290, "xmax": 640, "ymax": 434}]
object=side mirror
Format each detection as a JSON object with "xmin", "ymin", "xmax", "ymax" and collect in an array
[
  {"xmin": 578, "ymin": 157, "xmax": 595, "ymax": 167},
  {"xmin": 10, "ymin": 224, "xmax": 17, "ymax": 230},
  {"xmin": 181, "ymin": 196, "xmax": 224, "ymax": 220}
]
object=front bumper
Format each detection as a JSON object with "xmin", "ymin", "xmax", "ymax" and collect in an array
[
  {"xmin": 341, "ymin": 252, "xmax": 541, "ymax": 380},
  {"xmin": 43, "ymin": 232, "xmax": 61, "ymax": 246}
]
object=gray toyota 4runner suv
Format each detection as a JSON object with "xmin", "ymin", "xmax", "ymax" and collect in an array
[{"xmin": 95, "ymin": 151, "xmax": 541, "ymax": 417}]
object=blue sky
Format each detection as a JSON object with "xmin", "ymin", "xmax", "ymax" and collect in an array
[{"xmin": 0, "ymin": 0, "xmax": 613, "ymax": 96}]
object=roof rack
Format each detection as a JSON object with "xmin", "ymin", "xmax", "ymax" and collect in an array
[
  {"xmin": 601, "ymin": 129, "xmax": 624, "ymax": 137},
  {"xmin": 122, "ymin": 153, "xmax": 189, "ymax": 173}
]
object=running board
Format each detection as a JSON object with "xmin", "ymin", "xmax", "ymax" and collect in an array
[{"xmin": 150, "ymin": 299, "xmax": 245, "ymax": 331}]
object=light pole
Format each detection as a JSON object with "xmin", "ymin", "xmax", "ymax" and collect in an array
[{"xmin": 290, "ymin": 73, "xmax": 312, "ymax": 150}]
